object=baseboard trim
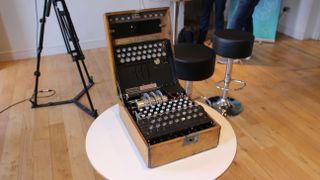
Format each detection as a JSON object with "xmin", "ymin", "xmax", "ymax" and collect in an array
[
  {"xmin": 0, "ymin": 39, "xmax": 106, "ymax": 61},
  {"xmin": 277, "ymin": 24, "xmax": 305, "ymax": 40}
]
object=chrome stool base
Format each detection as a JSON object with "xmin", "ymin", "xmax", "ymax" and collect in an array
[{"xmin": 207, "ymin": 96, "xmax": 243, "ymax": 117}]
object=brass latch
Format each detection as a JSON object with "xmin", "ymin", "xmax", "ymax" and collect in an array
[{"xmin": 183, "ymin": 133, "xmax": 199, "ymax": 146}]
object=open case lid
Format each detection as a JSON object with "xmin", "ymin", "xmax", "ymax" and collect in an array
[{"xmin": 104, "ymin": 8, "xmax": 180, "ymax": 100}]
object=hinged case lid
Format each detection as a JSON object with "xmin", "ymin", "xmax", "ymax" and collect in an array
[{"xmin": 104, "ymin": 8, "xmax": 182, "ymax": 100}]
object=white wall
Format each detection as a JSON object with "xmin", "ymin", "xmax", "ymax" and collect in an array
[
  {"xmin": 0, "ymin": 0, "xmax": 184, "ymax": 61},
  {"xmin": 278, "ymin": 0, "xmax": 320, "ymax": 40}
]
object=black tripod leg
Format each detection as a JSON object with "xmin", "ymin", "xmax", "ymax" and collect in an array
[
  {"xmin": 31, "ymin": 0, "xmax": 51, "ymax": 107},
  {"xmin": 75, "ymin": 59, "xmax": 97, "ymax": 117},
  {"xmin": 80, "ymin": 59, "xmax": 94, "ymax": 83}
]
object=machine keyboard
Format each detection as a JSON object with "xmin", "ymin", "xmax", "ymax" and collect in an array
[{"xmin": 136, "ymin": 97, "xmax": 214, "ymax": 144}]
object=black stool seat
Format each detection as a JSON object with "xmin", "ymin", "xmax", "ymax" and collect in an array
[
  {"xmin": 214, "ymin": 29, "xmax": 254, "ymax": 59},
  {"xmin": 175, "ymin": 43, "xmax": 215, "ymax": 81}
]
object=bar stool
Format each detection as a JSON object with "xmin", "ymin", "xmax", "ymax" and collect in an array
[
  {"xmin": 174, "ymin": 43, "xmax": 216, "ymax": 95},
  {"xmin": 208, "ymin": 29, "xmax": 254, "ymax": 117}
]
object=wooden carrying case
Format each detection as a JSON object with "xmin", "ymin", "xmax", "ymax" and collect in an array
[{"xmin": 104, "ymin": 7, "xmax": 220, "ymax": 168}]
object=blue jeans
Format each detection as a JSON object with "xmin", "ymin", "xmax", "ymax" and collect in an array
[
  {"xmin": 199, "ymin": 0, "xmax": 227, "ymax": 43},
  {"xmin": 229, "ymin": 0, "xmax": 260, "ymax": 33}
]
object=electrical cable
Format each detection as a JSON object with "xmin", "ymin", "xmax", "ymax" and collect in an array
[{"xmin": 0, "ymin": 89, "xmax": 56, "ymax": 114}]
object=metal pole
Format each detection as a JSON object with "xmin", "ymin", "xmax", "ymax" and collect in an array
[
  {"xmin": 172, "ymin": 0, "xmax": 181, "ymax": 45},
  {"xmin": 222, "ymin": 59, "xmax": 233, "ymax": 100},
  {"xmin": 185, "ymin": 81, "xmax": 193, "ymax": 96}
]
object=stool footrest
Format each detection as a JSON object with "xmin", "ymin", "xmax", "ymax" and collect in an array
[{"xmin": 214, "ymin": 79, "xmax": 246, "ymax": 92}]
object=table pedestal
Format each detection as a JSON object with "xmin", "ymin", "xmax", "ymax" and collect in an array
[{"xmin": 86, "ymin": 103, "xmax": 237, "ymax": 180}]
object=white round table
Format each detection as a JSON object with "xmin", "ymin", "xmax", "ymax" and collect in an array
[{"xmin": 86, "ymin": 103, "xmax": 237, "ymax": 180}]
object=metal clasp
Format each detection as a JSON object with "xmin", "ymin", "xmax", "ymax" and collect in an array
[{"xmin": 183, "ymin": 133, "xmax": 199, "ymax": 146}]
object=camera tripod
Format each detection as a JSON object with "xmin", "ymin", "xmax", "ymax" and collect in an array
[{"xmin": 30, "ymin": 0, "xmax": 98, "ymax": 118}]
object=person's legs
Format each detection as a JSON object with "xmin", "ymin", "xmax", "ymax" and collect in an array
[
  {"xmin": 244, "ymin": 16, "xmax": 253, "ymax": 33},
  {"xmin": 243, "ymin": 0, "xmax": 260, "ymax": 33},
  {"xmin": 199, "ymin": 0, "xmax": 214, "ymax": 43},
  {"xmin": 229, "ymin": 0, "xmax": 251, "ymax": 31},
  {"xmin": 214, "ymin": 0, "xmax": 226, "ymax": 31}
]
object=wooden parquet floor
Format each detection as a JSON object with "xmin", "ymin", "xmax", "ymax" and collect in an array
[{"xmin": 0, "ymin": 35, "xmax": 320, "ymax": 179}]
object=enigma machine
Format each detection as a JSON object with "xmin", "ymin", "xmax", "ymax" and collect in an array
[{"xmin": 104, "ymin": 7, "xmax": 221, "ymax": 168}]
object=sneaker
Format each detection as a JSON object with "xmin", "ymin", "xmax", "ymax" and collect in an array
[
  {"xmin": 244, "ymin": 56, "xmax": 251, "ymax": 60},
  {"xmin": 217, "ymin": 57, "xmax": 241, "ymax": 64},
  {"xmin": 217, "ymin": 57, "xmax": 227, "ymax": 64}
]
